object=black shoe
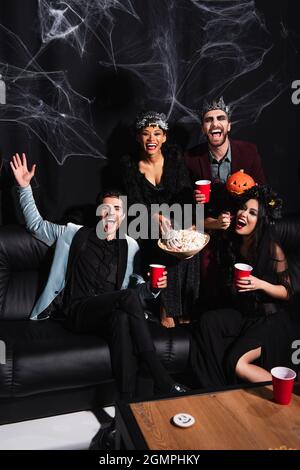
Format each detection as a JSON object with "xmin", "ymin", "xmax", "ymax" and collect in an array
[
  {"xmin": 89, "ymin": 419, "xmax": 116, "ymax": 450},
  {"xmin": 169, "ymin": 383, "xmax": 190, "ymax": 394}
]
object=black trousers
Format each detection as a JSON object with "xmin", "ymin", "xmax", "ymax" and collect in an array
[{"xmin": 66, "ymin": 289, "xmax": 166, "ymax": 397}]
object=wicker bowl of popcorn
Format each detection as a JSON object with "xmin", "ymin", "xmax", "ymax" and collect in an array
[{"xmin": 158, "ymin": 230, "xmax": 210, "ymax": 260}]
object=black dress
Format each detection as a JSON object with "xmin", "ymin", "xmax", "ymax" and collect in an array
[
  {"xmin": 120, "ymin": 146, "xmax": 200, "ymax": 320},
  {"xmin": 200, "ymin": 182, "xmax": 241, "ymax": 312},
  {"xmin": 190, "ymin": 235, "xmax": 296, "ymax": 388}
]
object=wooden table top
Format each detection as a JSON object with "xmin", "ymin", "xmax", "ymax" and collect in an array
[{"xmin": 129, "ymin": 383, "xmax": 300, "ymax": 450}]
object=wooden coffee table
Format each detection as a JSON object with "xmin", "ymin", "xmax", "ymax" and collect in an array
[{"xmin": 116, "ymin": 383, "xmax": 300, "ymax": 450}]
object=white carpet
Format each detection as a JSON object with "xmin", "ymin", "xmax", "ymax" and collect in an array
[{"xmin": 0, "ymin": 407, "xmax": 115, "ymax": 450}]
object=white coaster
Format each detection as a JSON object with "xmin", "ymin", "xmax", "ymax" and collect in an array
[{"xmin": 172, "ymin": 413, "xmax": 195, "ymax": 428}]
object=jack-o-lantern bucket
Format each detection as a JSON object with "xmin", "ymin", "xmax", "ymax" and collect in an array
[{"xmin": 226, "ymin": 169, "xmax": 256, "ymax": 195}]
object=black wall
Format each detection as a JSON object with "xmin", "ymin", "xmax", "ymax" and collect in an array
[{"xmin": 0, "ymin": 0, "xmax": 299, "ymax": 223}]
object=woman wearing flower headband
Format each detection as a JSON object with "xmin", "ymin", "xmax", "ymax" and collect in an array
[
  {"xmin": 190, "ymin": 185, "xmax": 296, "ymax": 386},
  {"xmin": 121, "ymin": 111, "xmax": 200, "ymax": 328}
]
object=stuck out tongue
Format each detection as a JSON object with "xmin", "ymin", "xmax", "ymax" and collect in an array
[
  {"xmin": 237, "ymin": 221, "xmax": 246, "ymax": 229},
  {"xmin": 106, "ymin": 221, "xmax": 115, "ymax": 231}
]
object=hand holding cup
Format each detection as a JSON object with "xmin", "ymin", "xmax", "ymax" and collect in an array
[
  {"xmin": 194, "ymin": 190, "xmax": 207, "ymax": 204},
  {"xmin": 195, "ymin": 180, "xmax": 211, "ymax": 203},
  {"xmin": 234, "ymin": 263, "xmax": 253, "ymax": 289},
  {"xmin": 149, "ymin": 264, "xmax": 167, "ymax": 289}
]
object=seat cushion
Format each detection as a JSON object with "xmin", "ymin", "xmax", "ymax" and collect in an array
[
  {"xmin": 148, "ymin": 321, "xmax": 191, "ymax": 374},
  {"xmin": 0, "ymin": 320, "xmax": 112, "ymax": 398},
  {"xmin": 274, "ymin": 216, "xmax": 300, "ymax": 296},
  {"xmin": 0, "ymin": 319, "xmax": 191, "ymax": 398},
  {"xmin": 0, "ymin": 226, "xmax": 52, "ymax": 320}
]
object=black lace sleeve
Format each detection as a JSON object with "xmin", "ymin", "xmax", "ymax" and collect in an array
[
  {"xmin": 272, "ymin": 244, "xmax": 293, "ymax": 299},
  {"xmin": 276, "ymin": 269, "xmax": 293, "ymax": 300}
]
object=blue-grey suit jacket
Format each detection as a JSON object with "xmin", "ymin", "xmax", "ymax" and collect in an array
[{"xmin": 17, "ymin": 185, "xmax": 150, "ymax": 320}]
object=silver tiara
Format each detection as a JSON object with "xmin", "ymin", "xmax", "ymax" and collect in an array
[
  {"xmin": 201, "ymin": 97, "xmax": 231, "ymax": 119},
  {"xmin": 135, "ymin": 111, "xmax": 168, "ymax": 131}
]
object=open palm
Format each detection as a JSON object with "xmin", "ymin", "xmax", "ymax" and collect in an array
[{"xmin": 10, "ymin": 153, "xmax": 36, "ymax": 188}]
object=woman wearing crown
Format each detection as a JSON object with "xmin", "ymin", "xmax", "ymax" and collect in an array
[{"xmin": 120, "ymin": 111, "xmax": 201, "ymax": 328}]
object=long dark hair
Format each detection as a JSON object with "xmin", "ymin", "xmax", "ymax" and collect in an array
[{"xmin": 219, "ymin": 186, "xmax": 283, "ymax": 288}]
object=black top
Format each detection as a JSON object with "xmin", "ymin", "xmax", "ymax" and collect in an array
[
  {"xmin": 120, "ymin": 146, "xmax": 194, "ymax": 209},
  {"xmin": 67, "ymin": 230, "xmax": 119, "ymax": 303},
  {"xmin": 235, "ymin": 257, "xmax": 291, "ymax": 318},
  {"xmin": 218, "ymin": 228, "xmax": 294, "ymax": 317}
]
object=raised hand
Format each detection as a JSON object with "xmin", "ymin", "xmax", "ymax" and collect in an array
[{"xmin": 10, "ymin": 153, "xmax": 36, "ymax": 188}]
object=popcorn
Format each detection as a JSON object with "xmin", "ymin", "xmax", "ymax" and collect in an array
[{"xmin": 160, "ymin": 229, "xmax": 207, "ymax": 252}]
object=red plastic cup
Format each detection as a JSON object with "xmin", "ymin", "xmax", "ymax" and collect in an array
[
  {"xmin": 149, "ymin": 264, "xmax": 166, "ymax": 288},
  {"xmin": 234, "ymin": 263, "xmax": 253, "ymax": 284},
  {"xmin": 271, "ymin": 367, "xmax": 296, "ymax": 405},
  {"xmin": 195, "ymin": 180, "xmax": 211, "ymax": 203}
]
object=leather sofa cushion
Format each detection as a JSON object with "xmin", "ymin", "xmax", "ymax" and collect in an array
[
  {"xmin": 0, "ymin": 226, "xmax": 51, "ymax": 321},
  {"xmin": 0, "ymin": 320, "xmax": 112, "ymax": 397},
  {"xmin": 0, "ymin": 319, "xmax": 191, "ymax": 398},
  {"xmin": 274, "ymin": 216, "xmax": 300, "ymax": 296}
]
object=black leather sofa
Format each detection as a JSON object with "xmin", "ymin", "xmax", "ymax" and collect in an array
[
  {"xmin": 1, "ymin": 218, "xmax": 299, "ymax": 426},
  {"xmin": 0, "ymin": 226, "xmax": 191, "ymax": 425}
]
